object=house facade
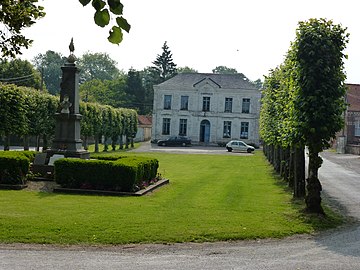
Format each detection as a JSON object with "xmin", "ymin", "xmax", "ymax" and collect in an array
[
  {"xmin": 134, "ymin": 115, "xmax": 152, "ymax": 142},
  {"xmin": 339, "ymin": 84, "xmax": 360, "ymax": 154},
  {"xmin": 152, "ymin": 73, "xmax": 261, "ymax": 146}
]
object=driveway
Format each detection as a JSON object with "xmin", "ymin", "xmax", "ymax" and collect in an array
[{"xmin": 1, "ymin": 148, "xmax": 360, "ymax": 269}]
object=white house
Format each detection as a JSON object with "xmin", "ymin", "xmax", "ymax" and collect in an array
[{"xmin": 152, "ymin": 73, "xmax": 261, "ymax": 146}]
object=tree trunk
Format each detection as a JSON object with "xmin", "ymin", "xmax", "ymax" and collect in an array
[
  {"xmin": 36, "ymin": 135, "xmax": 41, "ymax": 152},
  {"xmin": 95, "ymin": 135, "xmax": 99, "ymax": 153},
  {"xmin": 305, "ymin": 147, "xmax": 324, "ymax": 214},
  {"xmin": 4, "ymin": 134, "xmax": 10, "ymax": 151},
  {"xmin": 288, "ymin": 146, "xmax": 295, "ymax": 188},
  {"xmin": 293, "ymin": 145, "xmax": 305, "ymax": 198},
  {"xmin": 111, "ymin": 136, "xmax": 117, "ymax": 151},
  {"xmin": 282, "ymin": 147, "xmax": 290, "ymax": 181},
  {"xmin": 103, "ymin": 136, "xmax": 108, "ymax": 152},
  {"xmin": 274, "ymin": 145, "xmax": 281, "ymax": 173},
  {"xmin": 119, "ymin": 135, "xmax": 124, "ymax": 150},
  {"xmin": 125, "ymin": 136, "xmax": 129, "ymax": 149},
  {"xmin": 43, "ymin": 135, "xmax": 48, "ymax": 151},
  {"xmin": 83, "ymin": 136, "xmax": 88, "ymax": 150},
  {"xmin": 23, "ymin": 135, "xmax": 30, "ymax": 151},
  {"xmin": 130, "ymin": 137, "xmax": 134, "ymax": 148}
]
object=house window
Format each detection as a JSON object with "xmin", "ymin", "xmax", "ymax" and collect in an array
[
  {"xmin": 242, "ymin": 98, "xmax": 250, "ymax": 113},
  {"xmin": 162, "ymin": 118, "xmax": 170, "ymax": 135},
  {"xmin": 240, "ymin": 122, "xmax": 249, "ymax": 139},
  {"xmin": 179, "ymin": 119, "xmax": 187, "ymax": 136},
  {"xmin": 180, "ymin": 96, "xmax": 189, "ymax": 110},
  {"xmin": 355, "ymin": 120, "xmax": 360, "ymax": 136},
  {"xmin": 224, "ymin": 98, "xmax": 233, "ymax": 113},
  {"xmin": 164, "ymin": 95, "xmax": 172, "ymax": 110},
  {"xmin": 223, "ymin": 121, "xmax": 231, "ymax": 138},
  {"xmin": 202, "ymin": 97, "xmax": 210, "ymax": 112}
]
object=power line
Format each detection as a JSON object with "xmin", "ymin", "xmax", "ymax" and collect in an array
[{"xmin": 0, "ymin": 73, "xmax": 34, "ymax": 82}]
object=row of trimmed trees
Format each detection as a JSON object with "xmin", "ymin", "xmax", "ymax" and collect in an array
[
  {"xmin": 0, "ymin": 83, "xmax": 137, "ymax": 152},
  {"xmin": 260, "ymin": 18, "xmax": 349, "ymax": 214}
]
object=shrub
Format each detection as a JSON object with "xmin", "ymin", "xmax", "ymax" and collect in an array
[
  {"xmin": 54, "ymin": 156, "xmax": 159, "ymax": 192},
  {"xmin": 0, "ymin": 152, "xmax": 30, "ymax": 185}
]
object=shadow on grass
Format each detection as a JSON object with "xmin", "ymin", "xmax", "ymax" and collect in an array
[{"xmin": 270, "ymin": 170, "xmax": 345, "ymax": 232}]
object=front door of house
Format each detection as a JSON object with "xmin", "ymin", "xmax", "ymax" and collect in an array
[{"xmin": 200, "ymin": 120, "xmax": 210, "ymax": 143}]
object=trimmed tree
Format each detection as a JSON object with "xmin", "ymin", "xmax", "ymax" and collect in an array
[{"xmin": 292, "ymin": 18, "xmax": 349, "ymax": 214}]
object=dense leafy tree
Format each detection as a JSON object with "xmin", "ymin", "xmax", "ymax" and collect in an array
[
  {"xmin": 0, "ymin": 83, "xmax": 28, "ymax": 150},
  {"xmin": 105, "ymin": 76, "xmax": 128, "ymax": 108},
  {"xmin": 0, "ymin": 0, "xmax": 129, "ymax": 58},
  {"xmin": 0, "ymin": 0, "xmax": 45, "ymax": 58},
  {"xmin": 32, "ymin": 50, "xmax": 66, "ymax": 95},
  {"xmin": 80, "ymin": 79, "xmax": 111, "ymax": 103},
  {"xmin": 212, "ymin": 66, "xmax": 238, "ymax": 74},
  {"xmin": 292, "ymin": 18, "xmax": 348, "ymax": 214},
  {"xmin": 151, "ymin": 41, "xmax": 177, "ymax": 82},
  {"xmin": 125, "ymin": 68, "xmax": 146, "ymax": 114},
  {"xmin": 0, "ymin": 59, "xmax": 42, "ymax": 89},
  {"xmin": 78, "ymin": 52, "xmax": 120, "ymax": 83},
  {"xmin": 260, "ymin": 18, "xmax": 349, "ymax": 214},
  {"xmin": 79, "ymin": 76, "xmax": 130, "ymax": 108},
  {"xmin": 139, "ymin": 67, "xmax": 161, "ymax": 115},
  {"xmin": 253, "ymin": 79, "xmax": 263, "ymax": 89},
  {"xmin": 177, "ymin": 66, "xmax": 198, "ymax": 73}
]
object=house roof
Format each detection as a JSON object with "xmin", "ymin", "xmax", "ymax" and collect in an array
[
  {"xmin": 138, "ymin": 115, "xmax": 152, "ymax": 126},
  {"xmin": 155, "ymin": 73, "xmax": 258, "ymax": 90},
  {"xmin": 347, "ymin": 84, "xmax": 360, "ymax": 111}
]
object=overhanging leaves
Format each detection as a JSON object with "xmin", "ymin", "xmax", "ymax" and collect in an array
[
  {"xmin": 79, "ymin": 0, "xmax": 91, "ymax": 6},
  {"xmin": 94, "ymin": 9, "xmax": 110, "ymax": 27},
  {"xmin": 92, "ymin": 0, "xmax": 106, "ymax": 11},
  {"xmin": 116, "ymin": 17, "xmax": 130, "ymax": 33},
  {"xmin": 108, "ymin": 0, "xmax": 123, "ymax": 15},
  {"xmin": 108, "ymin": 26, "xmax": 123, "ymax": 44}
]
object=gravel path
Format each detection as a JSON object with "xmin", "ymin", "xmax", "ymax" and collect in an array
[{"xmin": 1, "ymin": 147, "xmax": 360, "ymax": 269}]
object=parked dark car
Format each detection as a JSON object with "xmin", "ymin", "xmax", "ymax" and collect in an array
[{"xmin": 157, "ymin": 136, "xmax": 191, "ymax": 146}]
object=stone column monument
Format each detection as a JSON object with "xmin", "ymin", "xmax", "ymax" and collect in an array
[{"xmin": 47, "ymin": 38, "xmax": 90, "ymax": 160}]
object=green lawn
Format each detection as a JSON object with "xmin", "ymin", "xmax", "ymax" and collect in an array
[{"xmin": 0, "ymin": 150, "xmax": 342, "ymax": 245}]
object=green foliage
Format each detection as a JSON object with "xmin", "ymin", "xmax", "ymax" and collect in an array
[
  {"xmin": 177, "ymin": 66, "xmax": 198, "ymax": 73},
  {"xmin": 32, "ymin": 50, "xmax": 66, "ymax": 95},
  {"xmin": 124, "ymin": 68, "xmax": 146, "ymax": 114},
  {"xmin": 0, "ymin": 0, "xmax": 129, "ymax": 58},
  {"xmin": 260, "ymin": 18, "xmax": 349, "ymax": 213},
  {"xmin": 0, "ymin": 152, "xmax": 343, "ymax": 245},
  {"xmin": 0, "ymin": 152, "xmax": 30, "ymax": 185},
  {"xmin": 292, "ymin": 18, "xmax": 349, "ymax": 151},
  {"xmin": 151, "ymin": 41, "xmax": 177, "ymax": 82},
  {"xmin": 212, "ymin": 66, "xmax": 238, "ymax": 74},
  {"xmin": 0, "ymin": 82, "xmax": 136, "ymax": 150},
  {"xmin": 0, "ymin": 0, "xmax": 45, "ymax": 58},
  {"xmin": 0, "ymin": 83, "xmax": 28, "ymax": 136},
  {"xmin": 54, "ymin": 155, "xmax": 158, "ymax": 191},
  {"xmin": 78, "ymin": 52, "xmax": 120, "ymax": 83},
  {"xmin": 79, "ymin": 0, "xmax": 130, "ymax": 44},
  {"xmin": 0, "ymin": 59, "xmax": 42, "ymax": 89}
]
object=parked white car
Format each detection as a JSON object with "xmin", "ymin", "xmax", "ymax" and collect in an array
[{"xmin": 226, "ymin": 140, "xmax": 255, "ymax": 153}]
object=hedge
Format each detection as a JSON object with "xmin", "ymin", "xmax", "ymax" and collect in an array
[
  {"xmin": 54, "ymin": 156, "xmax": 159, "ymax": 192},
  {"xmin": 0, "ymin": 152, "xmax": 32, "ymax": 185}
]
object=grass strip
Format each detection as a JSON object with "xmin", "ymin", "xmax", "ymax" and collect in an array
[{"xmin": 0, "ymin": 151, "xmax": 343, "ymax": 245}]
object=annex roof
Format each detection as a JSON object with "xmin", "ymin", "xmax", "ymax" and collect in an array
[{"xmin": 138, "ymin": 115, "xmax": 152, "ymax": 126}]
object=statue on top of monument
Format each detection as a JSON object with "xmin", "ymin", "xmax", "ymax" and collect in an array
[{"xmin": 67, "ymin": 38, "xmax": 76, "ymax": 64}]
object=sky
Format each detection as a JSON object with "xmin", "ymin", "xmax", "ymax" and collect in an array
[{"xmin": 21, "ymin": 0, "xmax": 360, "ymax": 83}]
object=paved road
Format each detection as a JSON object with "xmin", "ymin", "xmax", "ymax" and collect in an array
[{"xmin": 1, "ymin": 147, "xmax": 360, "ymax": 269}]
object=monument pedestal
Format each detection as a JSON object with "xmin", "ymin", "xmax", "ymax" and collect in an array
[{"xmin": 31, "ymin": 39, "xmax": 90, "ymax": 179}]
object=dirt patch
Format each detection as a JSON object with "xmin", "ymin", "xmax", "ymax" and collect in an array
[{"xmin": 24, "ymin": 181, "xmax": 59, "ymax": 192}]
